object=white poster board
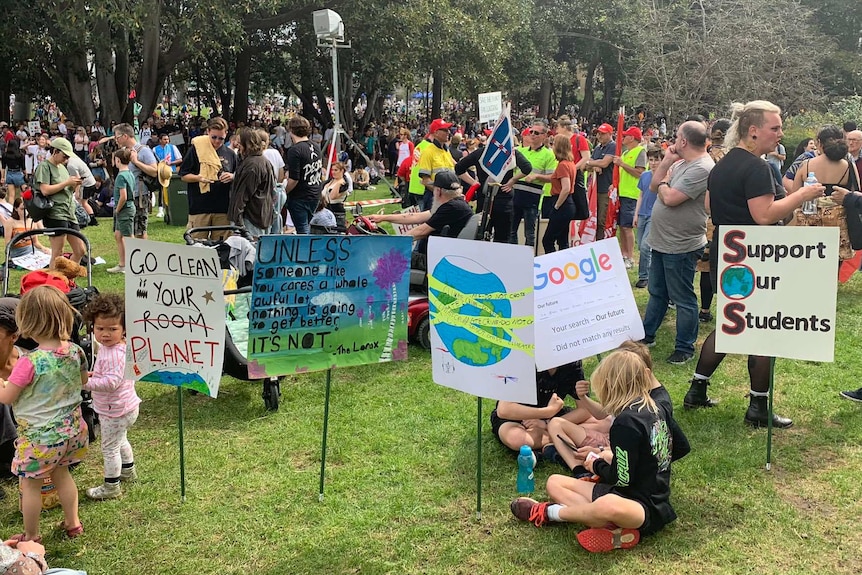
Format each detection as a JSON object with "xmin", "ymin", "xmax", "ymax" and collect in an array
[
  {"xmin": 478, "ymin": 91, "xmax": 502, "ymax": 124},
  {"xmin": 533, "ymin": 239, "xmax": 644, "ymax": 370},
  {"xmin": 393, "ymin": 205, "xmax": 420, "ymax": 236},
  {"xmin": 27, "ymin": 121, "xmax": 41, "ymax": 136},
  {"xmin": 12, "ymin": 250, "xmax": 50, "ymax": 271},
  {"xmin": 715, "ymin": 226, "xmax": 838, "ymax": 362},
  {"xmin": 428, "ymin": 237, "xmax": 537, "ymax": 403},
  {"xmin": 124, "ymin": 239, "xmax": 226, "ymax": 397}
]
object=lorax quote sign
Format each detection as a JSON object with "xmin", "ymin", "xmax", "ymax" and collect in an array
[{"xmin": 715, "ymin": 226, "xmax": 838, "ymax": 362}]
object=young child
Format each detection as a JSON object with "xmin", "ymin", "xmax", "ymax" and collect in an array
[
  {"xmin": 510, "ymin": 348, "xmax": 687, "ymax": 553},
  {"xmin": 633, "ymin": 146, "xmax": 663, "ymax": 289},
  {"xmin": 0, "ymin": 285, "xmax": 88, "ymax": 542},
  {"xmin": 107, "ymin": 147, "xmax": 136, "ymax": 274},
  {"xmin": 82, "ymin": 293, "xmax": 140, "ymax": 500}
]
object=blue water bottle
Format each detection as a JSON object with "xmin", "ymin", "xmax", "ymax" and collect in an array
[{"xmin": 517, "ymin": 445, "xmax": 536, "ymax": 495}]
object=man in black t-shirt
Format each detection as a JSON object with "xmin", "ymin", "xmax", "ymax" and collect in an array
[
  {"xmin": 285, "ymin": 115, "xmax": 323, "ymax": 234},
  {"xmin": 367, "ymin": 170, "xmax": 474, "ymax": 250}
]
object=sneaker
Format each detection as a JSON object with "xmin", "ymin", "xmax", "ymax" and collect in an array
[
  {"xmin": 638, "ymin": 338, "xmax": 656, "ymax": 348},
  {"xmin": 120, "ymin": 465, "xmax": 138, "ymax": 482},
  {"xmin": 623, "ymin": 257, "xmax": 634, "ymax": 269},
  {"xmin": 510, "ymin": 497, "xmax": 549, "ymax": 527},
  {"xmin": 106, "ymin": 265, "xmax": 125, "ymax": 274},
  {"xmin": 668, "ymin": 301, "xmax": 676, "ymax": 310},
  {"xmin": 699, "ymin": 310, "xmax": 713, "ymax": 323},
  {"xmin": 577, "ymin": 526, "xmax": 640, "ymax": 552},
  {"xmin": 86, "ymin": 481, "xmax": 121, "ymax": 500},
  {"xmin": 156, "ymin": 207, "xmax": 165, "ymax": 218},
  {"xmin": 839, "ymin": 388, "xmax": 862, "ymax": 403},
  {"xmin": 541, "ymin": 444, "xmax": 564, "ymax": 466},
  {"xmin": 635, "ymin": 279, "xmax": 648, "ymax": 288},
  {"xmin": 667, "ymin": 350, "xmax": 694, "ymax": 365}
]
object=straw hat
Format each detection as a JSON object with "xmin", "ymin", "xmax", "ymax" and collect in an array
[{"xmin": 157, "ymin": 160, "xmax": 173, "ymax": 188}]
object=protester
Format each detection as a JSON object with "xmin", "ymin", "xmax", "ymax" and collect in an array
[
  {"xmin": 228, "ymin": 127, "xmax": 275, "ymax": 239},
  {"xmin": 511, "ymin": 122, "xmax": 556, "ymax": 247},
  {"xmin": 4, "ymin": 199, "xmax": 50, "ymax": 260},
  {"xmin": 612, "ymin": 127, "xmax": 647, "ymax": 268},
  {"xmin": 683, "ymin": 101, "xmax": 824, "ymax": 428},
  {"xmin": 1, "ymin": 140, "xmax": 26, "ymax": 205},
  {"xmin": 111, "ymin": 123, "xmax": 158, "ymax": 239},
  {"xmin": 33, "ymin": 138, "xmax": 86, "ymax": 264},
  {"xmin": 416, "ymin": 119, "xmax": 456, "ymax": 211},
  {"xmin": 633, "ymin": 146, "xmax": 662, "ymax": 289},
  {"xmin": 541, "ymin": 136, "xmax": 581, "ymax": 253},
  {"xmin": 584, "ymin": 123, "xmax": 617, "ymax": 240},
  {"xmin": 284, "ymin": 116, "xmax": 323, "ymax": 234}
]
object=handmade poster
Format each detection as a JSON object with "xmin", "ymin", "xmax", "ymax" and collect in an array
[
  {"xmin": 715, "ymin": 226, "xmax": 838, "ymax": 361},
  {"xmin": 28, "ymin": 121, "xmax": 41, "ymax": 136},
  {"xmin": 12, "ymin": 250, "xmax": 51, "ymax": 271},
  {"xmin": 124, "ymin": 239, "xmax": 225, "ymax": 397},
  {"xmin": 428, "ymin": 237, "xmax": 536, "ymax": 403},
  {"xmin": 247, "ymin": 235, "xmax": 412, "ymax": 376},
  {"xmin": 533, "ymin": 238, "xmax": 644, "ymax": 370},
  {"xmin": 392, "ymin": 205, "xmax": 420, "ymax": 236}
]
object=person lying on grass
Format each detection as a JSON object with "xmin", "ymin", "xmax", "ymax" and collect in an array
[
  {"xmin": 491, "ymin": 361, "xmax": 607, "ymax": 462},
  {"xmin": 510, "ymin": 347, "xmax": 689, "ymax": 553}
]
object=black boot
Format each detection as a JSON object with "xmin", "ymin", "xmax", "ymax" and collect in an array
[
  {"xmin": 683, "ymin": 378, "xmax": 717, "ymax": 409},
  {"xmin": 744, "ymin": 394, "xmax": 792, "ymax": 428},
  {"xmin": 89, "ymin": 215, "xmax": 99, "ymax": 226}
]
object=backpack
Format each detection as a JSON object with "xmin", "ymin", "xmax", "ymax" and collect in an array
[{"xmin": 133, "ymin": 144, "xmax": 161, "ymax": 193}]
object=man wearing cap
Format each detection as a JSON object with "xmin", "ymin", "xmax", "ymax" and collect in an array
[
  {"xmin": 640, "ymin": 121, "xmax": 713, "ymax": 365},
  {"xmin": 510, "ymin": 120, "xmax": 556, "ymax": 247},
  {"xmin": 33, "ymin": 137, "xmax": 86, "ymax": 263},
  {"xmin": 611, "ymin": 127, "xmax": 647, "ymax": 268},
  {"xmin": 366, "ymin": 170, "xmax": 473, "ymax": 251},
  {"xmin": 414, "ymin": 119, "xmax": 456, "ymax": 211},
  {"xmin": 584, "ymin": 123, "xmax": 616, "ymax": 240},
  {"xmin": 109, "ymin": 123, "xmax": 159, "ymax": 239}
]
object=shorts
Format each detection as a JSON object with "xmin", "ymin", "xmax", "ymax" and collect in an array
[
  {"xmin": 42, "ymin": 218, "xmax": 80, "ymax": 231},
  {"xmin": 490, "ymin": 406, "xmax": 573, "ymax": 443},
  {"xmin": 114, "ymin": 208, "xmax": 134, "ymax": 237},
  {"xmin": 5, "ymin": 170, "xmax": 25, "ymax": 186},
  {"xmin": 618, "ymin": 197, "xmax": 637, "ymax": 228},
  {"xmin": 133, "ymin": 194, "xmax": 151, "ymax": 236},
  {"xmin": 13, "ymin": 413, "xmax": 89, "ymax": 479},
  {"xmin": 592, "ymin": 483, "xmax": 656, "ymax": 536}
]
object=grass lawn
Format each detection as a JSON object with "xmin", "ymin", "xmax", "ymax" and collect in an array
[{"xmin": 1, "ymin": 188, "xmax": 860, "ymax": 574}]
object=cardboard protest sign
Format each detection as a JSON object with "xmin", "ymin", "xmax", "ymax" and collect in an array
[
  {"xmin": 247, "ymin": 235, "xmax": 412, "ymax": 376},
  {"xmin": 478, "ymin": 91, "xmax": 502, "ymax": 124},
  {"xmin": 533, "ymin": 238, "xmax": 644, "ymax": 370},
  {"xmin": 715, "ymin": 226, "xmax": 838, "ymax": 362},
  {"xmin": 428, "ymin": 237, "xmax": 536, "ymax": 403},
  {"xmin": 125, "ymin": 239, "xmax": 225, "ymax": 397}
]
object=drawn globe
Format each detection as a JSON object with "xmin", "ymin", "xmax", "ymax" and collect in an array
[
  {"xmin": 430, "ymin": 256, "xmax": 512, "ymax": 367},
  {"xmin": 720, "ymin": 264, "xmax": 755, "ymax": 300}
]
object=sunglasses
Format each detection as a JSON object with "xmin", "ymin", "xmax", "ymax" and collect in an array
[
  {"xmin": 210, "ymin": 135, "xmax": 226, "ymax": 141},
  {"xmin": 530, "ymin": 130, "xmax": 546, "ymax": 136}
]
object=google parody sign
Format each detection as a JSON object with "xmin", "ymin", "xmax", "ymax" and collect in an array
[
  {"xmin": 715, "ymin": 226, "xmax": 838, "ymax": 362},
  {"xmin": 533, "ymin": 238, "xmax": 644, "ymax": 370}
]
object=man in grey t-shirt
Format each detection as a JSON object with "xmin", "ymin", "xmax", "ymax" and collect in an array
[{"xmin": 640, "ymin": 121, "xmax": 714, "ymax": 365}]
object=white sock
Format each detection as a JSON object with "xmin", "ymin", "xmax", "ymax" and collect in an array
[
  {"xmin": 547, "ymin": 504, "xmax": 565, "ymax": 522},
  {"xmin": 693, "ymin": 373, "xmax": 710, "ymax": 381},
  {"xmin": 750, "ymin": 390, "xmax": 769, "ymax": 397}
]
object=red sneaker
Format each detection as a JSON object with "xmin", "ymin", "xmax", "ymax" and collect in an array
[
  {"xmin": 510, "ymin": 497, "xmax": 550, "ymax": 527},
  {"xmin": 577, "ymin": 526, "xmax": 640, "ymax": 552}
]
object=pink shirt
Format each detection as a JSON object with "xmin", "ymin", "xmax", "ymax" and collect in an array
[{"xmin": 83, "ymin": 342, "xmax": 141, "ymax": 417}]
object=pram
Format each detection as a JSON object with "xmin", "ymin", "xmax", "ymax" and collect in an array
[
  {"xmin": 184, "ymin": 225, "xmax": 283, "ymax": 410},
  {"xmin": 3, "ymin": 228, "xmax": 100, "ymax": 439}
]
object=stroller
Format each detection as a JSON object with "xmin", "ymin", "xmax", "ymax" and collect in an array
[
  {"xmin": 3, "ymin": 228, "xmax": 100, "ymax": 440},
  {"xmin": 184, "ymin": 225, "xmax": 283, "ymax": 410}
]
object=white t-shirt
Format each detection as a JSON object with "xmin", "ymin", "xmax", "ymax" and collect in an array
[
  {"xmin": 397, "ymin": 141, "xmax": 411, "ymax": 168},
  {"xmin": 25, "ymin": 144, "xmax": 40, "ymax": 173},
  {"xmin": 263, "ymin": 148, "xmax": 285, "ymax": 178}
]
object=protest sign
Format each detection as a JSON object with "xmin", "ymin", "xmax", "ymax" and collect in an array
[
  {"xmin": 715, "ymin": 226, "xmax": 838, "ymax": 361},
  {"xmin": 124, "ymin": 239, "xmax": 225, "ymax": 397},
  {"xmin": 392, "ymin": 205, "xmax": 420, "ymax": 236},
  {"xmin": 12, "ymin": 250, "xmax": 50, "ymax": 271},
  {"xmin": 28, "ymin": 121, "xmax": 41, "ymax": 136},
  {"xmin": 247, "ymin": 235, "xmax": 412, "ymax": 376},
  {"xmin": 533, "ymin": 238, "xmax": 644, "ymax": 370},
  {"xmin": 428, "ymin": 237, "xmax": 536, "ymax": 403},
  {"xmin": 478, "ymin": 91, "xmax": 502, "ymax": 124}
]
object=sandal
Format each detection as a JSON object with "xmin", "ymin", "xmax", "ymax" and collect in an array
[
  {"xmin": 57, "ymin": 521, "xmax": 84, "ymax": 538},
  {"xmin": 7, "ymin": 533, "xmax": 42, "ymax": 544}
]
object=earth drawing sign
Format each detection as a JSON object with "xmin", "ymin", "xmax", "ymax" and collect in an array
[
  {"xmin": 247, "ymin": 235, "xmax": 412, "ymax": 376},
  {"xmin": 715, "ymin": 225, "xmax": 838, "ymax": 362},
  {"xmin": 427, "ymin": 237, "xmax": 537, "ymax": 403},
  {"xmin": 124, "ymin": 239, "xmax": 226, "ymax": 397}
]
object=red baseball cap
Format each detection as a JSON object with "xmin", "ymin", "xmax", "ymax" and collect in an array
[
  {"xmin": 623, "ymin": 126, "xmax": 643, "ymax": 140},
  {"xmin": 521, "ymin": 127, "xmax": 531, "ymax": 138},
  {"xmin": 483, "ymin": 129, "xmax": 492, "ymax": 136},
  {"xmin": 597, "ymin": 123, "xmax": 614, "ymax": 134},
  {"xmin": 428, "ymin": 118, "xmax": 453, "ymax": 133}
]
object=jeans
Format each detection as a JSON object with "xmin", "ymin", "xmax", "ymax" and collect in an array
[
  {"xmin": 636, "ymin": 214, "xmax": 652, "ymax": 281},
  {"xmin": 642, "ymin": 248, "xmax": 703, "ymax": 354},
  {"xmin": 287, "ymin": 197, "xmax": 318, "ymax": 234},
  {"xmin": 510, "ymin": 204, "xmax": 539, "ymax": 246}
]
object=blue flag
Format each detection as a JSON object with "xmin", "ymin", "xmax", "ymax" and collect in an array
[{"xmin": 479, "ymin": 105, "xmax": 514, "ymax": 181}]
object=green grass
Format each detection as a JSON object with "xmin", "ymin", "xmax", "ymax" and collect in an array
[{"xmin": 2, "ymin": 195, "xmax": 861, "ymax": 574}]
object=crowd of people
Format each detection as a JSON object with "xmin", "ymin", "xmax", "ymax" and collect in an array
[{"xmin": 0, "ymin": 95, "xmax": 860, "ymax": 565}]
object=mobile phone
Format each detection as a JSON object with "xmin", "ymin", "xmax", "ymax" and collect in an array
[
  {"xmin": 585, "ymin": 451, "xmax": 600, "ymax": 463},
  {"xmin": 824, "ymin": 184, "xmax": 834, "ymax": 197}
]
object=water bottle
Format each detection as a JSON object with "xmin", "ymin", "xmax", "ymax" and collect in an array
[
  {"xmin": 802, "ymin": 172, "xmax": 818, "ymax": 215},
  {"xmin": 516, "ymin": 445, "xmax": 536, "ymax": 495}
]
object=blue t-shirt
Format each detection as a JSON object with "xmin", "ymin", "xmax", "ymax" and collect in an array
[
  {"xmin": 591, "ymin": 140, "xmax": 616, "ymax": 192},
  {"xmin": 113, "ymin": 170, "xmax": 137, "ymax": 215},
  {"xmin": 637, "ymin": 171, "xmax": 658, "ymax": 216}
]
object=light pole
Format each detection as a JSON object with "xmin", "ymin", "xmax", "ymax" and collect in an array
[{"xmin": 313, "ymin": 9, "xmax": 349, "ymax": 159}]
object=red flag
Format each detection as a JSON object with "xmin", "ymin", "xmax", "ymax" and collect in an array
[
  {"xmin": 603, "ymin": 108, "xmax": 624, "ymax": 239},
  {"xmin": 839, "ymin": 251, "xmax": 862, "ymax": 283},
  {"xmin": 576, "ymin": 174, "xmax": 598, "ymax": 245}
]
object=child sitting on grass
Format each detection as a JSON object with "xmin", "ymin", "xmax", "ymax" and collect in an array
[
  {"xmin": 510, "ymin": 347, "xmax": 688, "ymax": 553},
  {"xmin": 82, "ymin": 293, "xmax": 141, "ymax": 500}
]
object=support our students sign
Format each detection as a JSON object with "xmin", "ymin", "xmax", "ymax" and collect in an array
[{"xmin": 715, "ymin": 226, "xmax": 838, "ymax": 362}]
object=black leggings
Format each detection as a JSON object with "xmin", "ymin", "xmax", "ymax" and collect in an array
[
  {"xmin": 700, "ymin": 271, "xmax": 713, "ymax": 310},
  {"xmin": 694, "ymin": 330, "xmax": 772, "ymax": 393},
  {"xmin": 542, "ymin": 199, "xmax": 575, "ymax": 253}
]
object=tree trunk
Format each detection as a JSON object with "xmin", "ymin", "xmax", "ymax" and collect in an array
[
  {"xmin": 581, "ymin": 57, "xmax": 599, "ymax": 119},
  {"xmin": 136, "ymin": 3, "xmax": 163, "ymax": 122},
  {"xmin": 538, "ymin": 75, "xmax": 552, "ymax": 119},
  {"xmin": 93, "ymin": 18, "xmax": 122, "ymax": 126},
  {"xmin": 59, "ymin": 51, "xmax": 96, "ymax": 124},
  {"xmin": 431, "ymin": 68, "xmax": 443, "ymax": 119},
  {"xmin": 233, "ymin": 46, "xmax": 252, "ymax": 124},
  {"xmin": 114, "ymin": 28, "xmax": 131, "ymax": 123},
  {"xmin": 220, "ymin": 50, "xmax": 232, "ymax": 121}
]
